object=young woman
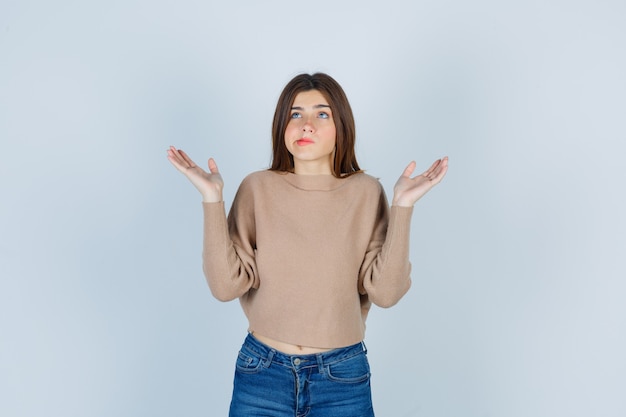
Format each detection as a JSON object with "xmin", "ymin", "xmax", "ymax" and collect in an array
[{"xmin": 167, "ymin": 73, "xmax": 448, "ymax": 416}]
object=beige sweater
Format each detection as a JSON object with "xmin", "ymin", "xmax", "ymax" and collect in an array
[{"xmin": 202, "ymin": 170, "xmax": 413, "ymax": 348}]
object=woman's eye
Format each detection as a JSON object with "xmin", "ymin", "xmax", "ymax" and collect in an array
[
  {"xmin": 318, "ymin": 112, "xmax": 329, "ymax": 119},
  {"xmin": 290, "ymin": 112, "xmax": 302, "ymax": 119}
]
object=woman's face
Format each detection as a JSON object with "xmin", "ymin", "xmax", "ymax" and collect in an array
[{"xmin": 284, "ymin": 90, "xmax": 337, "ymax": 175}]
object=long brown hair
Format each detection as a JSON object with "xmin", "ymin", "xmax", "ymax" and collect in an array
[{"xmin": 270, "ymin": 73, "xmax": 361, "ymax": 177}]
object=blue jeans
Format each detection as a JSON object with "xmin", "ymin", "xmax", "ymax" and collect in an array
[{"xmin": 229, "ymin": 333, "xmax": 375, "ymax": 417}]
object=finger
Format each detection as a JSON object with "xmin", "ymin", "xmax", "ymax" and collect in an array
[
  {"xmin": 167, "ymin": 146, "xmax": 187, "ymax": 164},
  {"xmin": 432, "ymin": 156, "xmax": 449, "ymax": 181},
  {"xmin": 208, "ymin": 158, "xmax": 219, "ymax": 174},
  {"xmin": 167, "ymin": 147, "xmax": 187, "ymax": 169},
  {"xmin": 429, "ymin": 156, "xmax": 449, "ymax": 184},
  {"xmin": 178, "ymin": 149, "xmax": 197, "ymax": 168},
  {"xmin": 422, "ymin": 158, "xmax": 442, "ymax": 178},
  {"xmin": 401, "ymin": 161, "xmax": 416, "ymax": 177}
]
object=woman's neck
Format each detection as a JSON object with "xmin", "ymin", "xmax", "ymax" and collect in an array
[{"xmin": 293, "ymin": 160, "xmax": 332, "ymax": 175}]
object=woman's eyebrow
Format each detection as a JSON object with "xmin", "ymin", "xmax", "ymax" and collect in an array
[{"xmin": 290, "ymin": 104, "xmax": 331, "ymax": 110}]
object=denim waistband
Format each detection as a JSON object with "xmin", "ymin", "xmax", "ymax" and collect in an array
[{"xmin": 241, "ymin": 333, "xmax": 367, "ymax": 369}]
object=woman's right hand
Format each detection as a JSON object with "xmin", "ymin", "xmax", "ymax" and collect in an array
[{"xmin": 167, "ymin": 146, "xmax": 224, "ymax": 202}]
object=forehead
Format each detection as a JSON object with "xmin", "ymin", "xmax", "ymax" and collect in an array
[{"xmin": 292, "ymin": 90, "xmax": 329, "ymax": 107}]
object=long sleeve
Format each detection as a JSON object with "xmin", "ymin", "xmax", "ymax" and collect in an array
[
  {"xmin": 199, "ymin": 170, "xmax": 415, "ymax": 348},
  {"xmin": 202, "ymin": 178, "xmax": 259, "ymax": 301},
  {"xmin": 358, "ymin": 187, "xmax": 413, "ymax": 308}
]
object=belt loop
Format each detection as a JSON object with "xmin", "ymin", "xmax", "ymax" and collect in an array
[
  {"xmin": 263, "ymin": 349, "xmax": 275, "ymax": 368},
  {"xmin": 361, "ymin": 341, "xmax": 367, "ymax": 354},
  {"xmin": 316, "ymin": 353, "xmax": 325, "ymax": 374}
]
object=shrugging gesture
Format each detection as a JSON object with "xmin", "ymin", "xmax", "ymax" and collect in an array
[
  {"xmin": 165, "ymin": 73, "xmax": 451, "ymax": 416},
  {"xmin": 392, "ymin": 156, "xmax": 448, "ymax": 207},
  {"xmin": 166, "ymin": 146, "xmax": 224, "ymax": 203}
]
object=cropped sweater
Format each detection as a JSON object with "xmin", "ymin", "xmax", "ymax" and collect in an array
[{"xmin": 202, "ymin": 170, "xmax": 413, "ymax": 348}]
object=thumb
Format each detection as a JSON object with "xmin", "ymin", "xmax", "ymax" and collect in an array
[
  {"xmin": 401, "ymin": 161, "xmax": 416, "ymax": 178},
  {"xmin": 208, "ymin": 158, "xmax": 219, "ymax": 174}
]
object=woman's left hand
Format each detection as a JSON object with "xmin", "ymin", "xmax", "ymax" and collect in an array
[{"xmin": 392, "ymin": 157, "xmax": 449, "ymax": 207}]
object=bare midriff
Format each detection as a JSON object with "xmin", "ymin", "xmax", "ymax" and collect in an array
[{"xmin": 251, "ymin": 332, "xmax": 335, "ymax": 355}]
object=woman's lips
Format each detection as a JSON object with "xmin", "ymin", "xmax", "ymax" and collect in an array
[{"xmin": 296, "ymin": 138, "xmax": 314, "ymax": 146}]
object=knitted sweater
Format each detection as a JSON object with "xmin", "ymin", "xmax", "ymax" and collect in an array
[{"xmin": 202, "ymin": 170, "xmax": 413, "ymax": 348}]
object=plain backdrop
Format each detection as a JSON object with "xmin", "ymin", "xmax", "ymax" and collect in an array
[{"xmin": 1, "ymin": 1, "xmax": 625, "ymax": 416}]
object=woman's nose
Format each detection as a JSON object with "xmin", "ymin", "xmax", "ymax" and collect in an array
[{"xmin": 302, "ymin": 119, "xmax": 315, "ymax": 132}]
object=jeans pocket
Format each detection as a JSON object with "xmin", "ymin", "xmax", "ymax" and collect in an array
[
  {"xmin": 235, "ymin": 349, "xmax": 264, "ymax": 374},
  {"xmin": 325, "ymin": 352, "xmax": 371, "ymax": 384}
]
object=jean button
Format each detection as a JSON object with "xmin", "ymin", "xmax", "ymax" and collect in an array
[{"xmin": 293, "ymin": 358, "xmax": 301, "ymax": 366}]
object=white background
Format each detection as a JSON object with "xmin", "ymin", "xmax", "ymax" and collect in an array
[{"xmin": 1, "ymin": 1, "xmax": 625, "ymax": 416}]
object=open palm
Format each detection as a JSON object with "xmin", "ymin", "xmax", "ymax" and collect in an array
[
  {"xmin": 167, "ymin": 146, "xmax": 224, "ymax": 202},
  {"xmin": 392, "ymin": 157, "xmax": 448, "ymax": 207}
]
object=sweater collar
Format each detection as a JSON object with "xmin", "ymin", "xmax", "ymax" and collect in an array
[{"xmin": 278, "ymin": 171, "xmax": 352, "ymax": 191}]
